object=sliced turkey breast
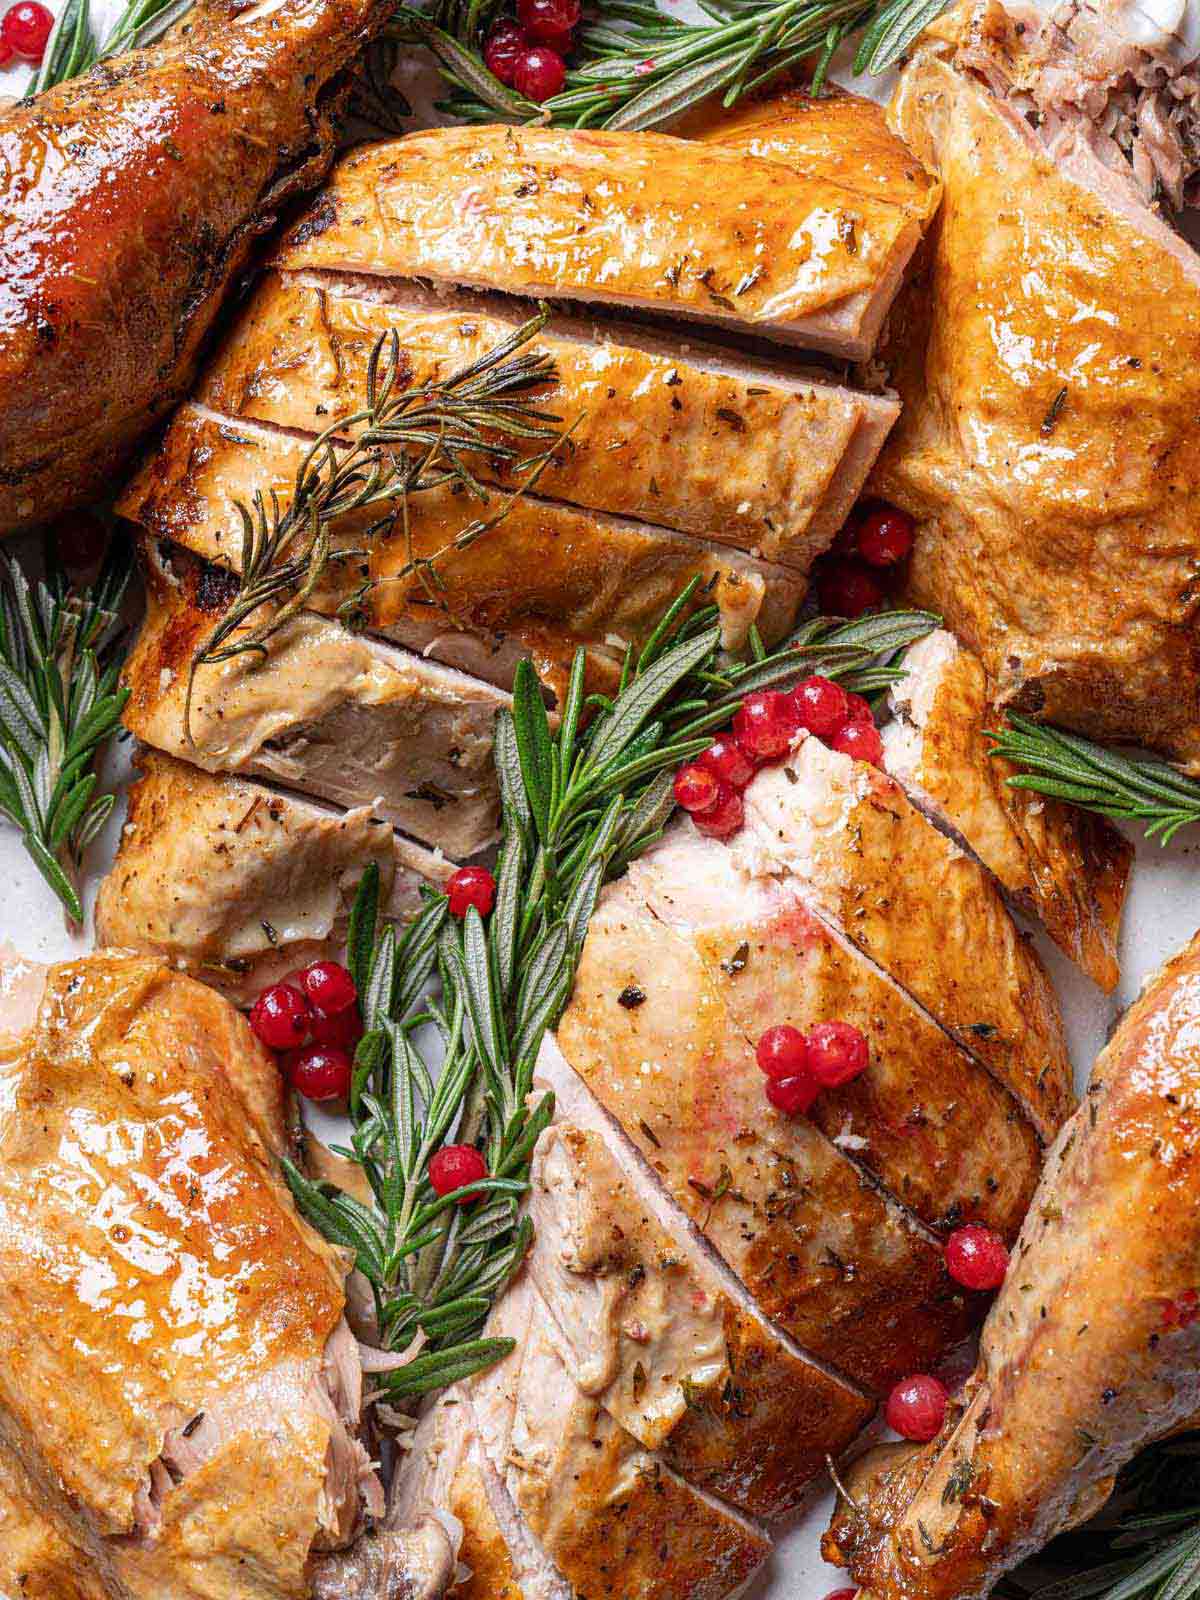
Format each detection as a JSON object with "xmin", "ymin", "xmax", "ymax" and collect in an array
[
  {"xmin": 119, "ymin": 418, "xmax": 803, "ymax": 703},
  {"xmin": 194, "ymin": 272, "xmax": 898, "ymax": 572},
  {"xmin": 526, "ymin": 1078, "xmax": 873, "ymax": 1519},
  {"xmin": 732, "ymin": 736, "xmax": 1072, "ymax": 1139},
  {"xmin": 94, "ymin": 753, "xmax": 453, "ymax": 1005},
  {"xmin": 126, "ymin": 541, "xmax": 506, "ymax": 857},
  {"xmin": 273, "ymin": 126, "xmax": 925, "ymax": 361},
  {"xmin": 883, "ymin": 630, "xmax": 1131, "ymax": 990}
]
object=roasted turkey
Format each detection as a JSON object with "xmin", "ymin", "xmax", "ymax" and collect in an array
[{"xmin": 823, "ymin": 925, "xmax": 1200, "ymax": 1598}]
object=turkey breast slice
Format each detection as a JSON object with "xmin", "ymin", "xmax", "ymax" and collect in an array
[
  {"xmin": 883, "ymin": 629, "xmax": 1131, "ymax": 991},
  {"xmin": 195, "ymin": 272, "xmax": 898, "ymax": 574},
  {"xmin": 119, "ymin": 416, "xmax": 804, "ymax": 705},
  {"xmin": 125, "ymin": 539, "xmax": 507, "ymax": 857},
  {"xmin": 95, "ymin": 752, "xmax": 454, "ymax": 1005},
  {"xmin": 273, "ymin": 126, "xmax": 924, "ymax": 361}
]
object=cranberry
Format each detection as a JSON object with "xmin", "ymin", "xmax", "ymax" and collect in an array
[
  {"xmin": 843, "ymin": 691, "xmax": 874, "ymax": 724},
  {"xmin": 513, "ymin": 43, "xmax": 565, "ymax": 100},
  {"xmin": 733, "ymin": 690, "xmax": 799, "ymax": 761},
  {"xmin": 830, "ymin": 719, "xmax": 884, "ymax": 768},
  {"xmin": 699, "ymin": 735, "xmax": 756, "ymax": 790},
  {"xmin": 807, "ymin": 1021, "xmax": 869, "ymax": 1088},
  {"xmin": 945, "ymin": 1224, "xmax": 1009, "ymax": 1291},
  {"xmin": 755, "ymin": 1024, "xmax": 810, "ymax": 1079},
  {"xmin": 674, "ymin": 762, "xmax": 721, "ymax": 815},
  {"xmin": 287, "ymin": 1044, "xmax": 353, "ymax": 1102},
  {"xmin": 856, "ymin": 504, "xmax": 915, "ymax": 567},
  {"xmin": 298, "ymin": 959, "xmax": 356, "ymax": 1016},
  {"xmin": 694, "ymin": 786, "xmax": 744, "ymax": 838},
  {"xmin": 766, "ymin": 1073, "xmax": 819, "ymax": 1116},
  {"xmin": 429, "ymin": 1144, "xmax": 488, "ymax": 1203},
  {"xmin": 447, "ymin": 865, "xmax": 497, "ymax": 918},
  {"xmin": 1, "ymin": 0, "xmax": 52, "ymax": 59},
  {"xmin": 51, "ymin": 511, "xmax": 109, "ymax": 570},
  {"xmin": 885, "ymin": 1374, "xmax": 948, "ymax": 1442},
  {"xmin": 818, "ymin": 561, "xmax": 885, "ymax": 618},
  {"xmin": 483, "ymin": 18, "xmax": 527, "ymax": 84},
  {"xmin": 249, "ymin": 983, "xmax": 311, "ymax": 1050},
  {"xmin": 517, "ymin": 0, "xmax": 579, "ymax": 39},
  {"xmin": 792, "ymin": 675, "xmax": 850, "ymax": 740},
  {"xmin": 310, "ymin": 1005, "xmax": 364, "ymax": 1053}
]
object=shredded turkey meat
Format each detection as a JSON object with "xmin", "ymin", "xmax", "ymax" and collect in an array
[{"xmin": 962, "ymin": 0, "xmax": 1200, "ymax": 208}]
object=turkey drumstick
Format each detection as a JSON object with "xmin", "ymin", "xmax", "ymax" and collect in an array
[{"xmin": 824, "ymin": 929, "xmax": 1200, "ymax": 1598}]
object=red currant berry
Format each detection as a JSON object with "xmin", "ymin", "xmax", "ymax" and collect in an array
[
  {"xmin": 856, "ymin": 504, "xmax": 915, "ymax": 567},
  {"xmin": 694, "ymin": 785, "xmax": 744, "ymax": 838},
  {"xmin": 429, "ymin": 1144, "xmax": 489, "ymax": 1203},
  {"xmin": 792, "ymin": 675, "xmax": 850, "ymax": 740},
  {"xmin": 699, "ymin": 735, "xmax": 756, "ymax": 790},
  {"xmin": 249, "ymin": 982, "xmax": 311, "ymax": 1050},
  {"xmin": 674, "ymin": 762, "xmax": 721, "ymax": 815},
  {"xmin": 0, "ymin": 37, "xmax": 13, "ymax": 61},
  {"xmin": 830, "ymin": 719, "xmax": 884, "ymax": 768},
  {"xmin": 945, "ymin": 1224, "xmax": 1009, "ymax": 1291},
  {"xmin": 885, "ymin": 1374, "xmax": 948, "ymax": 1442},
  {"xmin": 807, "ymin": 1021, "xmax": 869, "ymax": 1088},
  {"xmin": 447, "ymin": 865, "xmax": 497, "ymax": 918},
  {"xmin": 843, "ymin": 691, "xmax": 874, "ymax": 724},
  {"xmin": 517, "ymin": 0, "xmax": 579, "ymax": 39},
  {"xmin": 483, "ymin": 18, "xmax": 527, "ymax": 84},
  {"xmin": 51, "ymin": 511, "xmax": 109, "ymax": 570},
  {"xmin": 298, "ymin": 959, "xmax": 356, "ymax": 1016},
  {"xmin": 310, "ymin": 1005, "xmax": 364, "ymax": 1053},
  {"xmin": 1, "ymin": 0, "xmax": 53, "ymax": 59},
  {"xmin": 818, "ymin": 561, "xmax": 885, "ymax": 619},
  {"xmin": 823, "ymin": 1591, "xmax": 859, "ymax": 1600},
  {"xmin": 512, "ymin": 43, "xmax": 566, "ymax": 99},
  {"xmin": 765, "ymin": 1073, "xmax": 819, "ymax": 1117},
  {"xmin": 732, "ymin": 690, "xmax": 799, "ymax": 761},
  {"xmin": 287, "ymin": 1044, "xmax": 352, "ymax": 1102},
  {"xmin": 755, "ymin": 1024, "xmax": 810, "ymax": 1079}
]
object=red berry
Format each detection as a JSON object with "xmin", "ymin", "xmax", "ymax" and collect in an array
[
  {"xmin": 0, "ymin": 38, "xmax": 13, "ymax": 61},
  {"xmin": 447, "ymin": 865, "xmax": 497, "ymax": 918},
  {"xmin": 674, "ymin": 762, "xmax": 721, "ymax": 815},
  {"xmin": 483, "ymin": 19, "xmax": 527, "ymax": 84},
  {"xmin": 807, "ymin": 1021, "xmax": 869, "ymax": 1088},
  {"xmin": 792, "ymin": 675, "xmax": 850, "ymax": 740},
  {"xmin": 885, "ymin": 1374, "xmax": 948, "ymax": 1442},
  {"xmin": 310, "ymin": 1004, "xmax": 364, "ymax": 1053},
  {"xmin": 694, "ymin": 785, "xmax": 744, "ymax": 838},
  {"xmin": 51, "ymin": 511, "xmax": 108, "ymax": 570},
  {"xmin": 517, "ymin": 0, "xmax": 579, "ymax": 39},
  {"xmin": 699, "ymin": 735, "xmax": 756, "ymax": 790},
  {"xmin": 732, "ymin": 690, "xmax": 799, "ymax": 761},
  {"xmin": 823, "ymin": 1591, "xmax": 859, "ymax": 1600},
  {"xmin": 843, "ymin": 691, "xmax": 874, "ymax": 724},
  {"xmin": 945, "ymin": 1224, "xmax": 1009, "ymax": 1291},
  {"xmin": 856, "ymin": 504, "xmax": 914, "ymax": 567},
  {"xmin": 1, "ymin": 0, "xmax": 52, "ymax": 59},
  {"xmin": 249, "ymin": 982, "xmax": 311, "ymax": 1050},
  {"xmin": 298, "ymin": 959, "xmax": 356, "ymax": 1016},
  {"xmin": 766, "ymin": 1073, "xmax": 819, "ymax": 1117},
  {"xmin": 830, "ymin": 719, "xmax": 884, "ymax": 768},
  {"xmin": 429, "ymin": 1144, "xmax": 489, "ymax": 1203},
  {"xmin": 755, "ymin": 1024, "xmax": 810, "ymax": 1080},
  {"xmin": 818, "ymin": 561, "xmax": 885, "ymax": 618},
  {"xmin": 513, "ymin": 42, "xmax": 566, "ymax": 99},
  {"xmin": 287, "ymin": 1044, "xmax": 352, "ymax": 1102}
]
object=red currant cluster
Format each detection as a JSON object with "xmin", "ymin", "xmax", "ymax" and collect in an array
[
  {"xmin": 673, "ymin": 673, "xmax": 883, "ymax": 841},
  {"xmin": 249, "ymin": 960, "xmax": 362, "ymax": 1102},
  {"xmin": 482, "ymin": 0, "xmax": 579, "ymax": 101},
  {"xmin": 815, "ymin": 501, "xmax": 916, "ymax": 619},
  {"xmin": 0, "ymin": 0, "xmax": 52, "ymax": 64},
  {"xmin": 755, "ymin": 1020, "xmax": 870, "ymax": 1116}
]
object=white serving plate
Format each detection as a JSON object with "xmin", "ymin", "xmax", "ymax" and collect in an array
[{"xmin": 7, "ymin": 14, "xmax": 1196, "ymax": 1593}]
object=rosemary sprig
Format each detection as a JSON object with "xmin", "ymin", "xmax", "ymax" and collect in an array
[
  {"xmin": 184, "ymin": 308, "xmax": 564, "ymax": 742},
  {"xmin": 0, "ymin": 547, "xmax": 130, "ymax": 926},
  {"xmin": 987, "ymin": 716, "xmax": 1200, "ymax": 844},
  {"xmin": 403, "ymin": 0, "xmax": 950, "ymax": 130},
  {"xmin": 24, "ymin": 0, "xmax": 190, "ymax": 94},
  {"xmin": 284, "ymin": 596, "xmax": 939, "ymax": 1399}
]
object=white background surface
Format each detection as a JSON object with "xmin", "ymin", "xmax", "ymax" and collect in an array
[{"xmin": 6, "ymin": 11, "xmax": 1199, "ymax": 1594}]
